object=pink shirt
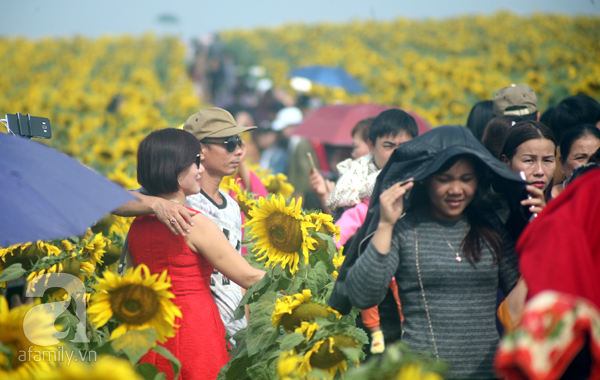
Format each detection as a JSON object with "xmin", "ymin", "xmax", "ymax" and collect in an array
[
  {"xmin": 228, "ymin": 170, "xmax": 268, "ymax": 255},
  {"xmin": 335, "ymin": 198, "xmax": 370, "ymax": 249}
]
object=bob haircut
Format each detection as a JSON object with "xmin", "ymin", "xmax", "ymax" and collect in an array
[
  {"xmin": 500, "ymin": 120, "xmax": 556, "ymax": 161},
  {"xmin": 368, "ymin": 108, "xmax": 418, "ymax": 144},
  {"xmin": 559, "ymin": 124, "xmax": 600, "ymax": 164},
  {"xmin": 137, "ymin": 128, "xmax": 201, "ymax": 196}
]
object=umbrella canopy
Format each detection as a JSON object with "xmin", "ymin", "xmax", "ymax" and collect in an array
[
  {"xmin": 292, "ymin": 104, "xmax": 433, "ymax": 146},
  {"xmin": 0, "ymin": 133, "xmax": 135, "ymax": 247},
  {"xmin": 289, "ymin": 66, "xmax": 366, "ymax": 94}
]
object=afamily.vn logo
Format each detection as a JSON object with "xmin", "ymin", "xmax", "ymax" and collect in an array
[{"xmin": 24, "ymin": 273, "xmax": 89, "ymax": 345}]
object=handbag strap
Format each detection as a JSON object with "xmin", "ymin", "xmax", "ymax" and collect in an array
[
  {"xmin": 117, "ymin": 232, "xmax": 129, "ymax": 276},
  {"xmin": 413, "ymin": 222, "xmax": 440, "ymax": 361}
]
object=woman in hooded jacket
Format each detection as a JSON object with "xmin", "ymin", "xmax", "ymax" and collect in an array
[{"xmin": 343, "ymin": 126, "xmax": 524, "ymax": 379}]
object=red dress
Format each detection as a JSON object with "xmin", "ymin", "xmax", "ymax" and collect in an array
[{"xmin": 128, "ymin": 209, "xmax": 230, "ymax": 380}]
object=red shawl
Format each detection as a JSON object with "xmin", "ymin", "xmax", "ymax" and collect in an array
[{"xmin": 517, "ymin": 169, "xmax": 600, "ymax": 310}]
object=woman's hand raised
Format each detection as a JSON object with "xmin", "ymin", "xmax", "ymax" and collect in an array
[
  {"xmin": 521, "ymin": 184, "xmax": 546, "ymax": 216},
  {"xmin": 372, "ymin": 179, "xmax": 413, "ymax": 254},
  {"xmin": 379, "ymin": 179, "xmax": 414, "ymax": 227}
]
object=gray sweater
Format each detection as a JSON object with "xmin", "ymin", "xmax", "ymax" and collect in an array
[{"xmin": 346, "ymin": 210, "xmax": 520, "ymax": 379}]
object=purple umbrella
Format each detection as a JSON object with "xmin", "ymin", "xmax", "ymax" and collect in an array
[{"xmin": 0, "ymin": 133, "xmax": 135, "ymax": 247}]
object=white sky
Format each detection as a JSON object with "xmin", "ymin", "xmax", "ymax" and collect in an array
[{"xmin": 0, "ymin": 0, "xmax": 598, "ymax": 39}]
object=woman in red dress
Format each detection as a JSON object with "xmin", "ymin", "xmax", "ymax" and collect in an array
[{"xmin": 127, "ymin": 128, "xmax": 265, "ymax": 380}]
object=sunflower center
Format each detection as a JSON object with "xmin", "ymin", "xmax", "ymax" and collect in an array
[
  {"xmin": 266, "ymin": 212, "xmax": 303, "ymax": 253},
  {"xmin": 110, "ymin": 284, "xmax": 160, "ymax": 325},
  {"xmin": 266, "ymin": 180, "xmax": 282, "ymax": 194}
]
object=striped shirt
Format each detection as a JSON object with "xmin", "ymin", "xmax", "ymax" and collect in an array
[{"xmin": 347, "ymin": 209, "xmax": 519, "ymax": 379}]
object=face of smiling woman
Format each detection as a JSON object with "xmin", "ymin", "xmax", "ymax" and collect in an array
[{"xmin": 426, "ymin": 158, "xmax": 478, "ymax": 222}]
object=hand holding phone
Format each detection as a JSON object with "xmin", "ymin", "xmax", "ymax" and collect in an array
[{"xmin": 519, "ymin": 171, "xmax": 538, "ymax": 218}]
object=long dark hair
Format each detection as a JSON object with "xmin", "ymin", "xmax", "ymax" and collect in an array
[{"xmin": 410, "ymin": 154, "xmax": 504, "ymax": 266}]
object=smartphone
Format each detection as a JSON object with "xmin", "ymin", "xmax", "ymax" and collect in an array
[
  {"xmin": 307, "ymin": 152, "xmax": 316, "ymax": 171},
  {"xmin": 5, "ymin": 113, "xmax": 52, "ymax": 139}
]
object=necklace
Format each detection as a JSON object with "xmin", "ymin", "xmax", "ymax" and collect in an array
[
  {"xmin": 433, "ymin": 220, "xmax": 467, "ymax": 262},
  {"xmin": 169, "ymin": 199, "xmax": 185, "ymax": 206}
]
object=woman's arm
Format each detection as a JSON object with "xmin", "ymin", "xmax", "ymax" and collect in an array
[
  {"xmin": 186, "ymin": 214, "xmax": 265, "ymax": 289},
  {"xmin": 112, "ymin": 192, "xmax": 197, "ymax": 236},
  {"xmin": 346, "ymin": 180, "xmax": 412, "ymax": 309}
]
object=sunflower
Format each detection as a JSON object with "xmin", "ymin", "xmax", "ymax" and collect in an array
[
  {"xmin": 246, "ymin": 196, "xmax": 317, "ymax": 275},
  {"xmin": 299, "ymin": 335, "xmax": 358, "ymax": 379},
  {"xmin": 87, "ymin": 264, "xmax": 182, "ymax": 343},
  {"xmin": 262, "ymin": 173, "xmax": 295, "ymax": 199},
  {"xmin": 307, "ymin": 213, "xmax": 341, "ymax": 242},
  {"xmin": 277, "ymin": 350, "xmax": 304, "ymax": 380},
  {"xmin": 396, "ymin": 364, "xmax": 443, "ymax": 380},
  {"xmin": 295, "ymin": 321, "xmax": 319, "ymax": 340},
  {"xmin": 271, "ymin": 289, "xmax": 338, "ymax": 331},
  {"xmin": 332, "ymin": 247, "xmax": 345, "ymax": 280},
  {"xmin": 79, "ymin": 232, "xmax": 107, "ymax": 276},
  {"xmin": 35, "ymin": 355, "xmax": 144, "ymax": 380},
  {"xmin": 227, "ymin": 178, "xmax": 257, "ymax": 220},
  {"xmin": 0, "ymin": 296, "xmax": 60, "ymax": 380}
]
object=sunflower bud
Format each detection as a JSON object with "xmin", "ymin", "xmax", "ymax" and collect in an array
[
  {"xmin": 280, "ymin": 302, "xmax": 331, "ymax": 332},
  {"xmin": 309, "ymin": 335, "xmax": 357, "ymax": 369}
]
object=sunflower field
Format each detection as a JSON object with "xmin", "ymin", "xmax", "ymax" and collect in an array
[
  {"xmin": 1, "ymin": 11, "xmax": 599, "ymax": 380},
  {"xmin": 221, "ymin": 12, "xmax": 600, "ymax": 126}
]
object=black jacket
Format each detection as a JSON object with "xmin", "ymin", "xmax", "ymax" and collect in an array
[{"xmin": 328, "ymin": 126, "xmax": 529, "ymax": 314}]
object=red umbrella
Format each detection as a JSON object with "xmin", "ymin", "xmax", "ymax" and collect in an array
[{"xmin": 292, "ymin": 104, "xmax": 432, "ymax": 146}]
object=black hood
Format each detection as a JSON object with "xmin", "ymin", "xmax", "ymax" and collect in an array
[{"xmin": 328, "ymin": 125, "xmax": 529, "ymax": 314}]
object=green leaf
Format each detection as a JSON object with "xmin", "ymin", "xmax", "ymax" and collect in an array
[
  {"xmin": 135, "ymin": 363, "xmax": 160, "ymax": 380},
  {"xmin": 246, "ymin": 293, "xmax": 278, "ymax": 356},
  {"xmin": 217, "ymin": 353, "xmax": 255, "ymax": 380},
  {"xmin": 0, "ymin": 341, "xmax": 14, "ymax": 367},
  {"xmin": 153, "ymin": 345, "xmax": 182, "ymax": 380},
  {"xmin": 235, "ymin": 271, "xmax": 272, "ymax": 319},
  {"xmin": 112, "ymin": 328, "xmax": 157, "ymax": 364},
  {"xmin": 279, "ymin": 332, "xmax": 306, "ymax": 351},
  {"xmin": 339, "ymin": 347, "xmax": 364, "ymax": 363},
  {"xmin": 0, "ymin": 263, "xmax": 26, "ymax": 282}
]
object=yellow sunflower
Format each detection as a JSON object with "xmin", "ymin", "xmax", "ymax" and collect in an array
[
  {"xmin": 299, "ymin": 335, "xmax": 357, "ymax": 379},
  {"xmin": 246, "ymin": 196, "xmax": 317, "ymax": 275},
  {"xmin": 227, "ymin": 178, "xmax": 257, "ymax": 220},
  {"xmin": 295, "ymin": 321, "xmax": 319, "ymax": 340},
  {"xmin": 35, "ymin": 354, "xmax": 144, "ymax": 380},
  {"xmin": 277, "ymin": 350, "xmax": 304, "ymax": 380},
  {"xmin": 332, "ymin": 247, "xmax": 345, "ymax": 280},
  {"xmin": 396, "ymin": 363, "xmax": 443, "ymax": 380},
  {"xmin": 87, "ymin": 264, "xmax": 182, "ymax": 343},
  {"xmin": 262, "ymin": 173, "xmax": 295, "ymax": 199},
  {"xmin": 0, "ymin": 296, "xmax": 60, "ymax": 380},
  {"xmin": 307, "ymin": 213, "xmax": 341, "ymax": 242},
  {"xmin": 271, "ymin": 289, "xmax": 338, "ymax": 331},
  {"xmin": 79, "ymin": 232, "xmax": 107, "ymax": 276}
]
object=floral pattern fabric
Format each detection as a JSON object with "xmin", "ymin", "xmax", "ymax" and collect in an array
[{"xmin": 495, "ymin": 291, "xmax": 600, "ymax": 380}]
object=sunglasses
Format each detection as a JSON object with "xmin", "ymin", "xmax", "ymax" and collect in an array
[
  {"xmin": 195, "ymin": 154, "xmax": 201, "ymax": 168},
  {"xmin": 201, "ymin": 135, "xmax": 242, "ymax": 153}
]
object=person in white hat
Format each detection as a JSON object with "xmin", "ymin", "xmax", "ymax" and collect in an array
[{"xmin": 271, "ymin": 106, "xmax": 322, "ymax": 201}]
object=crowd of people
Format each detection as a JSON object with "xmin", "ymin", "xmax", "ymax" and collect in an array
[{"xmin": 113, "ymin": 82, "xmax": 600, "ymax": 379}]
